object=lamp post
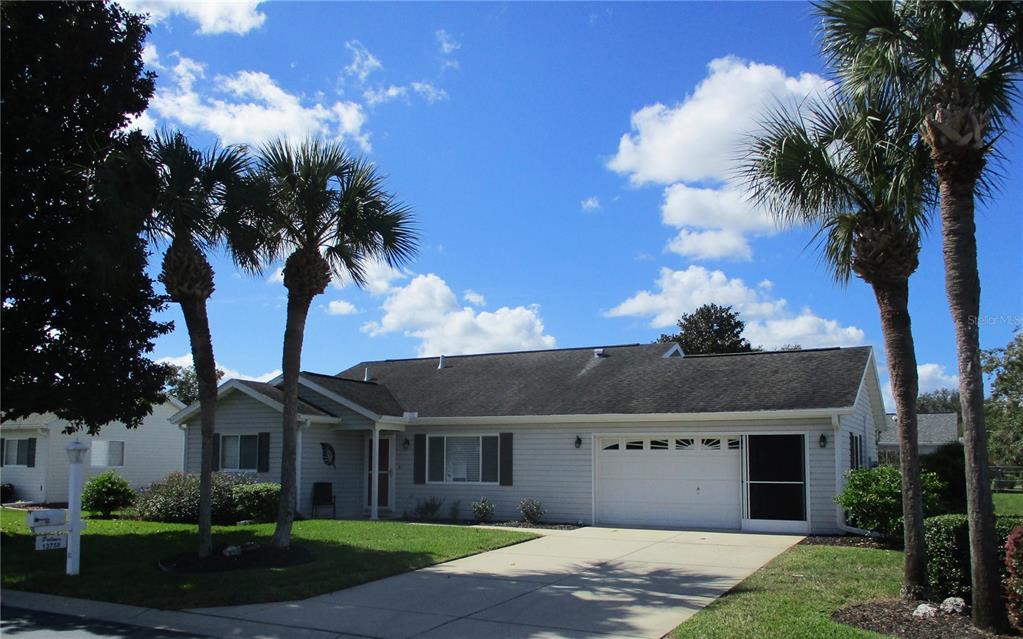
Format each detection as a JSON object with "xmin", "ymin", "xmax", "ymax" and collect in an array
[{"xmin": 65, "ymin": 439, "xmax": 88, "ymax": 576}]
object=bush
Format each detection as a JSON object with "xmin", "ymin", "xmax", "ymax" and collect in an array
[
  {"xmin": 924, "ymin": 514, "xmax": 1023, "ymax": 601},
  {"xmin": 411, "ymin": 497, "xmax": 444, "ymax": 520},
  {"xmin": 1, "ymin": 483, "xmax": 15, "ymax": 503},
  {"xmin": 471, "ymin": 497, "xmax": 495, "ymax": 523},
  {"xmin": 835, "ymin": 465, "xmax": 944, "ymax": 538},
  {"xmin": 518, "ymin": 498, "xmax": 546, "ymax": 524},
  {"xmin": 135, "ymin": 472, "xmax": 251, "ymax": 524},
  {"xmin": 920, "ymin": 442, "xmax": 967, "ymax": 514},
  {"xmin": 232, "ymin": 482, "xmax": 280, "ymax": 523},
  {"xmin": 1006, "ymin": 526, "xmax": 1023, "ymax": 630},
  {"xmin": 81, "ymin": 471, "xmax": 135, "ymax": 517}
]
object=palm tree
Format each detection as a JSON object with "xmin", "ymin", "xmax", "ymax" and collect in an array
[
  {"xmin": 248, "ymin": 138, "xmax": 417, "ymax": 548},
  {"xmin": 743, "ymin": 88, "xmax": 934, "ymax": 598},
  {"xmin": 112, "ymin": 130, "xmax": 251, "ymax": 558},
  {"xmin": 815, "ymin": 2, "xmax": 1021, "ymax": 629}
]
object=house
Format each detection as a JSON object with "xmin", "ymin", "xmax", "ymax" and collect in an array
[
  {"xmin": 878, "ymin": 412, "xmax": 959, "ymax": 457},
  {"xmin": 1, "ymin": 399, "xmax": 185, "ymax": 504},
  {"xmin": 171, "ymin": 343, "xmax": 885, "ymax": 534}
]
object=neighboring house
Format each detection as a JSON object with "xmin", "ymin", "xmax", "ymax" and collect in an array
[
  {"xmin": 172, "ymin": 343, "xmax": 885, "ymax": 534},
  {"xmin": 1, "ymin": 399, "xmax": 185, "ymax": 503},
  {"xmin": 878, "ymin": 412, "xmax": 959, "ymax": 456}
]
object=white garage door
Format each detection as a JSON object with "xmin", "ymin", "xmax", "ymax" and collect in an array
[{"xmin": 596, "ymin": 436, "xmax": 741, "ymax": 529}]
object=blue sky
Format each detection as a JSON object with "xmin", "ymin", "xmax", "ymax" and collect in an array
[{"xmin": 124, "ymin": 1, "xmax": 1022, "ymax": 407}]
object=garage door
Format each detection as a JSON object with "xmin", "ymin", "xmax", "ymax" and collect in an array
[{"xmin": 596, "ymin": 436, "xmax": 741, "ymax": 529}]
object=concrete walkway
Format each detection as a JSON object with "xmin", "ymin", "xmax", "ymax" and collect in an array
[{"xmin": 2, "ymin": 527, "xmax": 801, "ymax": 639}]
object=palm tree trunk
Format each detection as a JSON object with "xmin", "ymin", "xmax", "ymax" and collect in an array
[
  {"xmin": 872, "ymin": 279, "xmax": 927, "ymax": 599},
  {"xmin": 178, "ymin": 298, "xmax": 218, "ymax": 558},
  {"xmin": 272, "ymin": 291, "xmax": 313, "ymax": 549},
  {"xmin": 938, "ymin": 169, "xmax": 1007, "ymax": 631}
]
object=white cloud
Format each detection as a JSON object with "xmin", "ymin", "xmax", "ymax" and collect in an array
[
  {"xmin": 463, "ymin": 290, "xmax": 486, "ymax": 306},
  {"xmin": 331, "ymin": 258, "xmax": 408, "ymax": 296},
  {"xmin": 667, "ymin": 229, "xmax": 752, "ymax": 261},
  {"xmin": 326, "ymin": 300, "xmax": 358, "ymax": 316},
  {"xmin": 266, "ymin": 266, "xmax": 284, "ymax": 284},
  {"xmin": 363, "ymin": 274, "xmax": 555, "ymax": 356},
  {"xmin": 881, "ymin": 363, "xmax": 958, "ymax": 410},
  {"xmin": 411, "ymin": 82, "xmax": 448, "ymax": 104},
  {"xmin": 156, "ymin": 354, "xmax": 280, "ymax": 383},
  {"xmin": 120, "ymin": 1, "xmax": 266, "ymax": 35},
  {"xmin": 436, "ymin": 29, "xmax": 461, "ymax": 55},
  {"xmin": 125, "ymin": 111, "xmax": 157, "ymax": 136},
  {"xmin": 608, "ymin": 56, "xmax": 829, "ymax": 186},
  {"xmin": 141, "ymin": 43, "xmax": 164, "ymax": 70},
  {"xmin": 606, "ymin": 265, "xmax": 863, "ymax": 349},
  {"xmin": 363, "ymin": 85, "xmax": 408, "ymax": 106},
  {"xmin": 581, "ymin": 196, "xmax": 601, "ymax": 212},
  {"xmin": 148, "ymin": 54, "xmax": 371, "ymax": 150},
  {"xmin": 344, "ymin": 40, "xmax": 382, "ymax": 83}
]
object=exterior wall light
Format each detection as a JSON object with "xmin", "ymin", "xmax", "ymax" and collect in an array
[
  {"xmin": 574, "ymin": 436, "xmax": 582, "ymax": 449},
  {"xmin": 402, "ymin": 438, "xmax": 410, "ymax": 451},
  {"xmin": 819, "ymin": 434, "xmax": 828, "ymax": 448}
]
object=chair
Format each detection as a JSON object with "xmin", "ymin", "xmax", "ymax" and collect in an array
[{"xmin": 312, "ymin": 482, "xmax": 335, "ymax": 519}]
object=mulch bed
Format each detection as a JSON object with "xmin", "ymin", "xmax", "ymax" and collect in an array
[
  {"xmin": 484, "ymin": 521, "xmax": 581, "ymax": 530},
  {"xmin": 833, "ymin": 599, "xmax": 1018, "ymax": 638},
  {"xmin": 799, "ymin": 534, "xmax": 899, "ymax": 550},
  {"xmin": 2, "ymin": 502, "xmax": 69, "ymax": 511},
  {"xmin": 158, "ymin": 543, "xmax": 314, "ymax": 574}
]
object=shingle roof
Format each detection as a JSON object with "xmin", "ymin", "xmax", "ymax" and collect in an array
[
  {"xmin": 879, "ymin": 412, "xmax": 959, "ymax": 446},
  {"xmin": 235, "ymin": 380, "xmax": 333, "ymax": 417},
  {"xmin": 330, "ymin": 343, "xmax": 872, "ymax": 418},
  {"xmin": 299, "ymin": 372, "xmax": 404, "ymax": 417}
]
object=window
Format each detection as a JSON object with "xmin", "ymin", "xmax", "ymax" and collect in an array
[
  {"xmin": 675, "ymin": 438, "xmax": 695, "ymax": 451},
  {"xmin": 727, "ymin": 438, "xmax": 741, "ymax": 450},
  {"xmin": 3, "ymin": 440, "xmax": 30, "ymax": 466},
  {"xmin": 221, "ymin": 434, "xmax": 258, "ymax": 471},
  {"xmin": 649, "ymin": 439, "xmax": 669, "ymax": 451},
  {"xmin": 601, "ymin": 438, "xmax": 620, "ymax": 450},
  {"xmin": 624, "ymin": 440, "xmax": 644, "ymax": 450},
  {"xmin": 91, "ymin": 441, "xmax": 124, "ymax": 467},
  {"xmin": 702, "ymin": 438, "xmax": 721, "ymax": 450},
  {"xmin": 427, "ymin": 435, "xmax": 499, "ymax": 483},
  {"xmin": 849, "ymin": 434, "xmax": 864, "ymax": 470}
]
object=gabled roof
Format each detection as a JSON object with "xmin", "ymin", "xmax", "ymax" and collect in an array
[
  {"xmin": 879, "ymin": 412, "xmax": 959, "ymax": 446},
  {"xmin": 331, "ymin": 343, "xmax": 873, "ymax": 418},
  {"xmin": 171, "ymin": 379, "xmax": 338, "ymax": 424},
  {"xmin": 299, "ymin": 372, "xmax": 405, "ymax": 417}
]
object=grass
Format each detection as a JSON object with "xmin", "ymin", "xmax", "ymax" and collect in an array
[
  {"xmin": 0, "ymin": 508, "xmax": 533, "ymax": 609},
  {"xmin": 670, "ymin": 544, "xmax": 902, "ymax": 639},
  {"xmin": 994, "ymin": 492, "xmax": 1023, "ymax": 516}
]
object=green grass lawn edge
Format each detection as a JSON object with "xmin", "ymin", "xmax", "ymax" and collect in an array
[{"xmin": 0, "ymin": 508, "xmax": 535, "ymax": 609}]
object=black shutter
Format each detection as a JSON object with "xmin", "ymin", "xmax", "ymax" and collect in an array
[
  {"xmin": 1, "ymin": 439, "xmax": 5, "ymax": 467},
  {"xmin": 849, "ymin": 434, "xmax": 855, "ymax": 470},
  {"xmin": 499, "ymin": 432, "xmax": 513, "ymax": 486},
  {"xmin": 212, "ymin": 434, "xmax": 221, "ymax": 471},
  {"xmin": 257, "ymin": 432, "xmax": 270, "ymax": 473},
  {"xmin": 413, "ymin": 434, "xmax": 426, "ymax": 485},
  {"xmin": 26, "ymin": 438, "xmax": 36, "ymax": 468}
]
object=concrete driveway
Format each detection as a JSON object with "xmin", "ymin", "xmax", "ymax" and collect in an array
[{"xmin": 192, "ymin": 526, "xmax": 801, "ymax": 639}]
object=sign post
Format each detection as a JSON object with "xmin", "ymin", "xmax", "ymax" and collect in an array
[{"xmin": 64, "ymin": 439, "xmax": 88, "ymax": 575}]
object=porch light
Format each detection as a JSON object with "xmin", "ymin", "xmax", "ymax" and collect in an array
[
  {"xmin": 402, "ymin": 438, "xmax": 410, "ymax": 451},
  {"xmin": 819, "ymin": 434, "xmax": 827, "ymax": 448},
  {"xmin": 574, "ymin": 436, "xmax": 582, "ymax": 449}
]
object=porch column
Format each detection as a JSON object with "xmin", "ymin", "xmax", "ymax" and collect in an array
[{"xmin": 371, "ymin": 424, "xmax": 380, "ymax": 520}]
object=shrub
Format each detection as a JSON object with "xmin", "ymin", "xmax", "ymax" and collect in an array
[
  {"xmin": 135, "ymin": 472, "xmax": 250, "ymax": 524},
  {"xmin": 471, "ymin": 497, "xmax": 495, "ymax": 523},
  {"xmin": 518, "ymin": 498, "xmax": 546, "ymax": 524},
  {"xmin": 834, "ymin": 465, "xmax": 944, "ymax": 538},
  {"xmin": 81, "ymin": 471, "xmax": 135, "ymax": 517},
  {"xmin": 924, "ymin": 514, "xmax": 1023, "ymax": 601},
  {"xmin": 411, "ymin": 497, "xmax": 444, "ymax": 520},
  {"xmin": 920, "ymin": 442, "xmax": 967, "ymax": 513},
  {"xmin": 1006, "ymin": 526, "xmax": 1023, "ymax": 630},
  {"xmin": 233, "ymin": 482, "xmax": 280, "ymax": 523},
  {"xmin": 0, "ymin": 483, "xmax": 15, "ymax": 503}
]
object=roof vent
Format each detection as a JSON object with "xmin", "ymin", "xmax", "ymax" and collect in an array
[
  {"xmin": 437, "ymin": 354, "xmax": 445, "ymax": 370},
  {"xmin": 593, "ymin": 348, "xmax": 605, "ymax": 358},
  {"xmin": 403, "ymin": 411, "xmax": 418, "ymax": 420},
  {"xmin": 363, "ymin": 367, "xmax": 370, "ymax": 382}
]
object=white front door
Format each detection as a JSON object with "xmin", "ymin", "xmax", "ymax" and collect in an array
[{"xmin": 595, "ymin": 436, "xmax": 741, "ymax": 529}]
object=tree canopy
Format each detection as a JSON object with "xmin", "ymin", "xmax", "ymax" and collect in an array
[
  {"xmin": 1, "ymin": 1, "xmax": 172, "ymax": 433},
  {"xmin": 657, "ymin": 303, "xmax": 753, "ymax": 354},
  {"xmin": 984, "ymin": 332, "xmax": 1023, "ymax": 467},
  {"xmin": 165, "ymin": 366, "xmax": 226, "ymax": 406}
]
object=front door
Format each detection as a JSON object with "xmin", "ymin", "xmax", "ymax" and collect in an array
[{"xmin": 366, "ymin": 438, "xmax": 390, "ymax": 508}]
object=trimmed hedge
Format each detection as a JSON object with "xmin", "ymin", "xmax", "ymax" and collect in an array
[
  {"xmin": 835, "ymin": 465, "xmax": 944, "ymax": 538},
  {"xmin": 232, "ymin": 482, "xmax": 280, "ymax": 523},
  {"xmin": 924, "ymin": 514, "xmax": 1023, "ymax": 601},
  {"xmin": 1006, "ymin": 526, "xmax": 1023, "ymax": 630},
  {"xmin": 81, "ymin": 471, "xmax": 135, "ymax": 517},
  {"xmin": 920, "ymin": 442, "xmax": 967, "ymax": 514},
  {"xmin": 135, "ymin": 472, "xmax": 253, "ymax": 524}
]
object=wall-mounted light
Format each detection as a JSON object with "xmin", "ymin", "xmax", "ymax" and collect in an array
[
  {"xmin": 574, "ymin": 436, "xmax": 582, "ymax": 449},
  {"xmin": 402, "ymin": 438, "xmax": 410, "ymax": 451},
  {"xmin": 819, "ymin": 434, "xmax": 828, "ymax": 449}
]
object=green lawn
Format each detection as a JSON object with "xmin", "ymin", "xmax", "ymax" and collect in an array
[
  {"xmin": 671, "ymin": 544, "xmax": 902, "ymax": 639},
  {"xmin": 994, "ymin": 492, "xmax": 1023, "ymax": 516},
  {"xmin": 0, "ymin": 508, "xmax": 533, "ymax": 609}
]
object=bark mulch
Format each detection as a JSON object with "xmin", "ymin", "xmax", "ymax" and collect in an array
[
  {"xmin": 485, "ymin": 521, "xmax": 581, "ymax": 530},
  {"xmin": 833, "ymin": 599, "xmax": 1018, "ymax": 639},
  {"xmin": 799, "ymin": 534, "xmax": 899, "ymax": 550},
  {"xmin": 158, "ymin": 543, "xmax": 314, "ymax": 574}
]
